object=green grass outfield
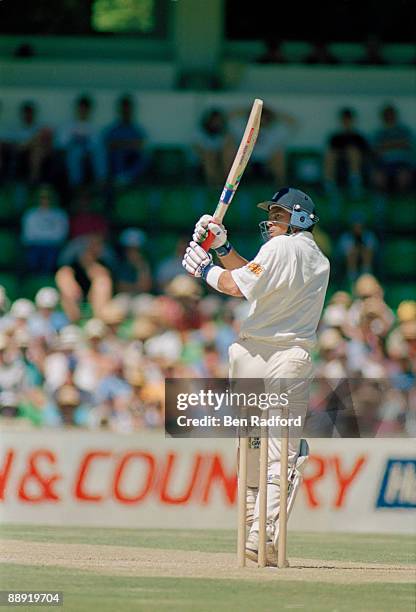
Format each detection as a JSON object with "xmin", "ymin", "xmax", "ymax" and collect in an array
[{"xmin": 0, "ymin": 525, "xmax": 415, "ymax": 612}]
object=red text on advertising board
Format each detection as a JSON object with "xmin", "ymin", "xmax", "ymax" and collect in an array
[{"xmin": 0, "ymin": 448, "xmax": 365, "ymax": 508}]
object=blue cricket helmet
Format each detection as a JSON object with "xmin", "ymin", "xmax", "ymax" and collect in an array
[{"xmin": 257, "ymin": 187, "xmax": 319, "ymax": 231}]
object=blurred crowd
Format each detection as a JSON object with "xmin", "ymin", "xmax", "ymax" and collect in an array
[
  {"xmin": 0, "ymin": 94, "xmax": 148, "ymax": 203},
  {"xmin": 0, "ymin": 272, "xmax": 414, "ymax": 434},
  {"xmin": 0, "ymin": 88, "xmax": 414, "ymax": 435},
  {"xmin": 0, "ymin": 94, "xmax": 414, "ymax": 201},
  {"xmin": 194, "ymin": 102, "xmax": 415, "ymax": 198},
  {"xmin": 0, "ymin": 94, "xmax": 413, "ymax": 287},
  {"xmin": 11, "ymin": 181, "xmax": 382, "ymax": 325}
]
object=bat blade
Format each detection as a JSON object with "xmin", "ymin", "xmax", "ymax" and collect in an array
[{"xmin": 201, "ymin": 98, "xmax": 263, "ymax": 251}]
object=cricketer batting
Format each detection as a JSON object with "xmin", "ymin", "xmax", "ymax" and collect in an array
[{"xmin": 182, "ymin": 187, "xmax": 330, "ymax": 564}]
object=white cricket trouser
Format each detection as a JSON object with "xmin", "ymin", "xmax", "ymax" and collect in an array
[{"xmin": 229, "ymin": 337, "xmax": 314, "ymax": 537}]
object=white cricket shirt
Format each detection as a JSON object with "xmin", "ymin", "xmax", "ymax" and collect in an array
[{"xmin": 231, "ymin": 232, "xmax": 330, "ymax": 348}]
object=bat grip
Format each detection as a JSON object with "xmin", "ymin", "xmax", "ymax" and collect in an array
[{"xmin": 201, "ymin": 231, "xmax": 215, "ymax": 252}]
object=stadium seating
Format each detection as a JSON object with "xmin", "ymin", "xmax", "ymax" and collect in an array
[
  {"xmin": 158, "ymin": 188, "xmax": 197, "ymax": 229},
  {"xmin": 228, "ymin": 64, "xmax": 415, "ymax": 95},
  {"xmin": 389, "ymin": 197, "xmax": 416, "ymax": 231},
  {"xmin": 0, "ymin": 188, "xmax": 18, "ymax": 221},
  {"xmin": 287, "ymin": 149, "xmax": 322, "ymax": 185},
  {"xmin": 0, "ymin": 231, "xmax": 19, "ymax": 267},
  {"xmin": 1, "ymin": 59, "xmax": 176, "ymax": 90},
  {"xmin": 385, "ymin": 283, "xmax": 416, "ymax": 309},
  {"xmin": 21, "ymin": 275, "xmax": 56, "ymax": 300},
  {"xmin": 383, "ymin": 239, "xmax": 416, "ymax": 277},
  {"xmin": 150, "ymin": 147, "xmax": 189, "ymax": 183},
  {"xmin": 113, "ymin": 188, "xmax": 159, "ymax": 226}
]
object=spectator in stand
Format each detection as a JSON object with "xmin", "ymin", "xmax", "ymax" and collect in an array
[
  {"xmin": 193, "ymin": 108, "xmax": 228, "ymax": 187},
  {"xmin": 165, "ymin": 275, "xmax": 203, "ymax": 331},
  {"xmin": 156, "ymin": 236, "xmax": 189, "ymax": 290},
  {"xmin": 324, "ymin": 108, "xmax": 369, "ymax": 201},
  {"xmin": 21, "ymin": 184, "xmax": 69, "ymax": 273},
  {"xmin": 58, "ymin": 95, "xmax": 106, "ymax": 189},
  {"xmin": 256, "ymin": 37, "xmax": 288, "ymax": 64},
  {"xmin": 187, "ymin": 300, "xmax": 237, "ymax": 364},
  {"xmin": 9, "ymin": 303, "xmax": 50, "ymax": 400},
  {"xmin": 116, "ymin": 228, "xmax": 152, "ymax": 295},
  {"xmin": 43, "ymin": 325, "xmax": 83, "ymax": 393},
  {"xmin": 14, "ymin": 328, "xmax": 45, "ymax": 389},
  {"xmin": 9, "ymin": 298, "xmax": 36, "ymax": 336},
  {"xmin": 42, "ymin": 373, "xmax": 91, "ymax": 427},
  {"xmin": 74, "ymin": 318, "xmax": 113, "ymax": 396},
  {"xmin": 356, "ymin": 35, "xmax": 387, "ymax": 66},
  {"xmin": 128, "ymin": 316, "xmax": 158, "ymax": 362},
  {"xmin": 386, "ymin": 301, "xmax": 416, "ymax": 369},
  {"xmin": 124, "ymin": 370, "xmax": 152, "ymax": 429},
  {"xmin": 69, "ymin": 188, "xmax": 109, "ymax": 238},
  {"xmin": 51, "ymin": 384, "xmax": 84, "ymax": 426},
  {"xmin": 9, "ymin": 101, "xmax": 54, "ymax": 185},
  {"xmin": 90, "ymin": 356, "xmax": 132, "ymax": 431},
  {"xmin": 320, "ymin": 291, "xmax": 351, "ymax": 335},
  {"xmin": 99, "ymin": 301, "xmax": 129, "ymax": 354},
  {"xmin": 142, "ymin": 299, "xmax": 183, "ymax": 366},
  {"xmin": 55, "ymin": 233, "xmax": 116, "ymax": 322},
  {"xmin": 226, "ymin": 105, "xmax": 297, "ymax": 184},
  {"xmin": 345, "ymin": 300, "xmax": 389, "ymax": 378},
  {"xmin": 194, "ymin": 342, "xmax": 229, "ymax": 377},
  {"xmin": 303, "ymin": 41, "xmax": 339, "ymax": 65},
  {"xmin": 0, "ymin": 332, "xmax": 26, "ymax": 392},
  {"xmin": 28, "ymin": 287, "xmax": 68, "ymax": 345},
  {"xmin": 316, "ymin": 328, "xmax": 348, "ymax": 378},
  {"xmin": 338, "ymin": 213, "xmax": 378, "ymax": 282},
  {"xmin": 0, "ymin": 390, "xmax": 20, "ymax": 419},
  {"xmin": 345, "ymin": 274, "xmax": 394, "ymax": 340},
  {"xmin": 372, "ymin": 104, "xmax": 414, "ymax": 193},
  {"xmin": 104, "ymin": 95, "xmax": 148, "ymax": 187}
]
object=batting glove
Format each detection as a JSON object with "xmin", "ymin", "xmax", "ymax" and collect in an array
[
  {"xmin": 193, "ymin": 214, "xmax": 227, "ymax": 250},
  {"xmin": 182, "ymin": 241, "xmax": 214, "ymax": 278}
]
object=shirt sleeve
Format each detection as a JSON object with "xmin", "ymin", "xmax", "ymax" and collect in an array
[{"xmin": 231, "ymin": 237, "xmax": 289, "ymax": 301}]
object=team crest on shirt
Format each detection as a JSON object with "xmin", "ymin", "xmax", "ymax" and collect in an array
[{"xmin": 246, "ymin": 261, "xmax": 264, "ymax": 277}]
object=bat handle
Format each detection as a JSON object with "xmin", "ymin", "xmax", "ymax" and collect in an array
[{"xmin": 201, "ymin": 231, "xmax": 215, "ymax": 252}]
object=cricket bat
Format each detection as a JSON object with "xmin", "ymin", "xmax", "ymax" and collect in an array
[{"xmin": 201, "ymin": 98, "xmax": 263, "ymax": 251}]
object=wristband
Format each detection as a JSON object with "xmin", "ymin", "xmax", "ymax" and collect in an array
[
  {"xmin": 202, "ymin": 264, "xmax": 224, "ymax": 292},
  {"xmin": 214, "ymin": 240, "xmax": 233, "ymax": 257},
  {"xmin": 200, "ymin": 261, "xmax": 214, "ymax": 280}
]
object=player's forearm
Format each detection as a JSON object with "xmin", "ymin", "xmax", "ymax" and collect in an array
[
  {"xmin": 216, "ymin": 247, "xmax": 248, "ymax": 270},
  {"xmin": 200, "ymin": 262, "xmax": 243, "ymax": 297},
  {"xmin": 217, "ymin": 270, "xmax": 244, "ymax": 297}
]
